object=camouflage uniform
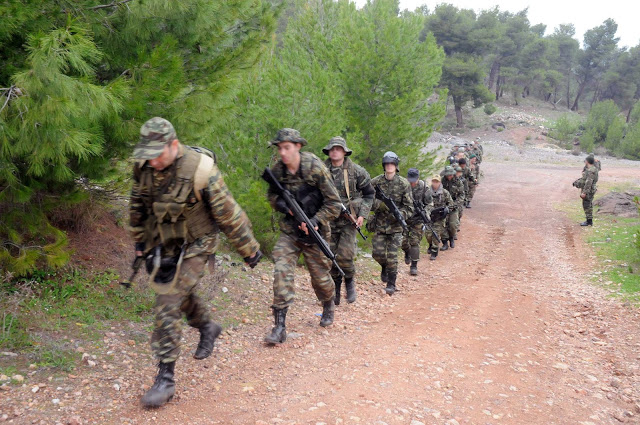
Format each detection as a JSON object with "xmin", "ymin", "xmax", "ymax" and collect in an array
[
  {"xmin": 129, "ymin": 118, "xmax": 259, "ymax": 364},
  {"xmin": 401, "ymin": 179, "xmax": 433, "ymax": 261},
  {"xmin": 455, "ymin": 167, "xmax": 467, "ymax": 225},
  {"xmin": 426, "ymin": 182, "xmax": 453, "ymax": 257},
  {"xmin": 442, "ymin": 170, "xmax": 464, "ymax": 243},
  {"xmin": 267, "ymin": 152, "xmax": 341, "ymax": 310},
  {"xmin": 580, "ymin": 164, "xmax": 599, "ymax": 221},
  {"xmin": 460, "ymin": 164, "xmax": 476, "ymax": 205},
  {"xmin": 369, "ymin": 174, "xmax": 414, "ymax": 277}
]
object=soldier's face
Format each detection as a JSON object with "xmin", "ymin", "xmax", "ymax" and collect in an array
[
  {"xmin": 328, "ymin": 146, "xmax": 346, "ymax": 162},
  {"xmin": 410, "ymin": 181, "xmax": 418, "ymax": 187},
  {"xmin": 456, "ymin": 172, "xmax": 462, "ymax": 178},
  {"xmin": 277, "ymin": 141, "xmax": 301, "ymax": 165},
  {"xmin": 431, "ymin": 180, "xmax": 440, "ymax": 190},
  {"xmin": 148, "ymin": 140, "xmax": 179, "ymax": 170},
  {"xmin": 446, "ymin": 175, "xmax": 453, "ymax": 180},
  {"xmin": 384, "ymin": 163, "xmax": 396, "ymax": 174}
]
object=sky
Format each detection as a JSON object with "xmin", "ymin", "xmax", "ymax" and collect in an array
[{"xmin": 354, "ymin": 0, "xmax": 640, "ymax": 48}]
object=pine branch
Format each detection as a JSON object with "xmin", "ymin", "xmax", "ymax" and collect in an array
[{"xmin": 87, "ymin": 0, "xmax": 134, "ymax": 11}]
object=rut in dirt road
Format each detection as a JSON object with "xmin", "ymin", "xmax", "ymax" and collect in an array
[{"xmin": 125, "ymin": 161, "xmax": 640, "ymax": 425}]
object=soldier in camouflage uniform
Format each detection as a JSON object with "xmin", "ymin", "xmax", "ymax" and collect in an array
[
  {"xmin": 367, "ymin": 152, "xmax": 414, "ymax": 295},
  {"xmin": 426, "ymin": 174, "xmax": 453, "ymax": 261},
  {"xmin": 467, "ymin": 154, "xmax": 480, "ymax": 206},
  {"xmin": 582, "ymin": 153, "xmax": 601, "ymax": 172},
  {"xmin": 401, "ymin": 168, "xmax": 433, "ymax": 276},
  {"xmin": 574, "ymin": 154, "xmax": 599, "ymax": 226},
  {"xmin": 264, "ymin": 129, "xmax": 341, "ymax": 345},
  {"xmin": 323, "ymin": 137, "xmax": 374, "ymax": 305},
  {"xmin": 129, "ymin": 117, "xmax": 262, "ymax": 408},
  {"xmin": 441, "ymin": 166, "xmax": 464, "ymax": 250},
  {"xmin": 455, "ymin": 165, "xmax": 466, "ymax": 232},
  {"xmin": 459, "ymin": 158, "xmax": 476, "ymax": 208}
]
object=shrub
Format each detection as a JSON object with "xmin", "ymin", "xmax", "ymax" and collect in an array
[
  {"xmin": 549, "ymin": 114, "xmax": 580, "ymax": 142},
  {"xmin": 483, "ymin": 103, "xmax": 497, "ymax": 115}
]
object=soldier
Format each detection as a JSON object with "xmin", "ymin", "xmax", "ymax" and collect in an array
[
  {"xmin": 470, "ymin": 141, "xmax": 483, "ymax": 163},
  {"xmin": 467, "ymin": 153, "xmax": 480, "ymax": 206},
  {"xmin": 459, "ymin": 157, "xmax": 476, "ymax": 208},
  {"xmin": 129, "ymin": 117, "xmax": 262, "ymax": 408},
  {"xmin": 367, "ymin": 152, "xmax": 414, "ymax": 295},
  {"xmin": 426, "ymin": 174, "xmax": 453, "ymax": 261},
  {"xmin": 401, "ymin": 168, "xmax": 433, "ymax": 276},
  {"xmin": 441, "ymin": 166, "xmax": 464, "ymax": 250},
  {"xmin": 265, "ymin": 129, "xmax": 341, "ymax": 345},
  {"xmin": 573, "ymin": 154, "xmax": 599, "ymax": 226},
  {"xmin": 455, "ymin": 165, "xmax": 466, "ymax": 232},
  {"xmin": 322, "ymin": 137, "xmax": 374, "ymax": 305},
  {"xmin": 583, "ymin": 152, "xmax": 601, "ymax": 172}
]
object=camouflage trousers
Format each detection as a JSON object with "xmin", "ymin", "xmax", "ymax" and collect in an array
[
  {"xmin": 272, "ymin": 232, "xmax": 335, "ymax": 310},
  {"xmin": 468, "ymin": 183, "xmax": 477, "ymax": 201},
  {"xmin": 329, "ymin": 222, "xmax": 357, "ymax": 280},
  {"xmin": 401, "ymin": 221, "xmax": 424, "ymax": 261},
  {"xmin": 151, "ymin": 254, "xmax": 212, "ymax": 363},
  {"xmin": 582, "ymin": 196, "xmax": 594, "ymax": 220},
  {"xmin": 372, "ymin": 232, "xmax": 403, "ymax": 274},
  {"xmin": 446, "ymin": 208, "xmax": 459, "ymax": 240},
  {"xmin": 426, "ymin": 219, "xmax": 447, "ymax": 254}
]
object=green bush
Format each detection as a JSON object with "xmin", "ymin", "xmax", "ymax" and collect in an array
[
  {"xmin": 549, "ymin": 114, "xmax": 580, "ymax": 142},
  {"xmin": 581, "ymin": 101, "xmax": 625, "ymax": 152},
  {"xmin": 483, "ymin": 103, "xmax": 497, "ymax": 115}
]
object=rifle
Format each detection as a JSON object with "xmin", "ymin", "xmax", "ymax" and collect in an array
[
  {"xmin": 374, "ymin": 186, "xmax": 408, "ymax": 232},
  {"xmin": 262, "ymin": 168, "xmax": 344, "ymax": 277},
  {"xmin": 120, "ymin": 255, "xmax": 145, "ymax": 289},
  {"xmin": 414, "ymin": 201, "xmax": 441, "ymax": 244},
  {"xmin": 340, "ymin": 204, "xmax": 367, "ymax": 240}
]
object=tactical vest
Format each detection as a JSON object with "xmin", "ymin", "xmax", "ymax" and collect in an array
[
  {"xmin": 138, "ymin": 147, "xmax": 217, "ymax": 251},
  {"xmin": 326, "ymin": 158, "xmax": 362, "ymax": 214}
]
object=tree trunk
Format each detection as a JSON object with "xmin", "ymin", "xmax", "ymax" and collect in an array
[
  {"xmin": 590, "ymin": 83, "xmax": 600, "ymax": 109},
  {"xmin": 571, "ymin": 80, "xmax": 587, "ymax": 111},
  {"xmin": 454, "ymin": 98, "xmax": 463, "ymax": 127},
  {"xmin": 488, "ymin": 60, "xmax": 500, "ymax": 90},
  {"xmin": 566, "ymin": 73, "xmax": 572, "ymax": 109},
  {"xmin": 627, "ymin": 100, "xmax": 637, "ymax": 123},
  {"xmin": 495, "ymin": 74, "xmax": 501, "ymax": 100}
]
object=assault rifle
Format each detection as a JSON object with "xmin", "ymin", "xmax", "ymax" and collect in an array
[
  {"xmin": 374, "ymin": 186, "xmax": 408, "ymax": 232},
  {"xmin": 120, "ymin": 255, "xmax": 145, "ymax": 289},
  {"xmin": 340, "ymin": 204, "xmax": 367, "ymax": 240},
  {"xmin": 262, "ymin": 168, "xmax": 344, "ymax": 277},
  {"xmin": 414, "ymin": 201, "xmax": 441, "ymax": 244}
]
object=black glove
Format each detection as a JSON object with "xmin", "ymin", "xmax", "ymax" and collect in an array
[
  {"xmin": 275, "ymin": 197, "xmax": 289, "ymax": 214},
  {"xmin": 443, "ymin": 206, "xmax": 450, "ymax": 215},
  {"xmin": 244, "ymin": 250, "xmax": 263, "ymax": 269},
  {"xmin": 134, "ymin": 242, "xmax": 145, "ymax": 253}
]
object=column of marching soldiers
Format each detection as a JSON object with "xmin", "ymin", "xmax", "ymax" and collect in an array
[{"xmin": 128, "ymin": 118, "xmax": 483, "ymax": 407}]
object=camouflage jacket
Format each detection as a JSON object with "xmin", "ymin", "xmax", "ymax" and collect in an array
[
  {"xmin": 461, "ymin": 166, "xmax": 477, "ymax": 187},
  {"xmin": 267, "ymin": 152, "xmax": 341, "ymax": 238},
  {"xmin": 471, "ymin": 163, "xmax": 480, "ymax": 180},
  {"xmin": 408, "ymin": 180, "xmax": 433, "ymax": 225},
  {"xmin": 129, "ymin": 144, "xmax": 259, "ymax": 259},
  {"xmin": 442, "ymin": 176, "xmax": 465, "ymax": 208},
  {"xmin": 369, "ymin": 173, "xmax": 414, "ymax": 234},
  {"xmin": 324, "ymin": 157, "xmax": 374, "ymax": 226},
  {"xmin": 581, "ymin": 165, "xmax": 599, "ymax": 197},
  {"xmin": 429, "ymin": 184, "xmax": 454, "ymax": 222},
  {"xmin": 472, "ymin": 147, "xmax": 483, "ymax": 163}
]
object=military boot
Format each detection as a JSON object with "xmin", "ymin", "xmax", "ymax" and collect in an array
[
  {"xmin": 380, "ymin": 265, "xmax": 388, "ymax": 283},
  {"xmin": 193, "ymin": 321, "xmax": 222, "ymax": 360},
  {"xmin": 345, "ymin": 277, "xmax": 357, "ymax": 304},
  {"xmin": 440, "ymin": 240, "xmax": 449, "ymax": 251},
  {"xmin": 385, "ymin": 273, "xmax": 397, "ymax": 295},
  {"xmin": 429, "ymin": 250, "xmax": 438, "ymax": 261},
  {"xmin": 449, "ymin": 239, "xmax": 455, "ymax": 249},
  {"xmin": 580, "ymin": 219, "xmax": 593, "ymax": 226},
  {"xmin": 465, "ymin": 201, "xmax": 471, "ymax": 208},
  {"xmin": 319, "ymin": 298, "xmax": 335, "ymax": 327},
  {"xmin": 333, "ymin": 275, "xmax": 342, "ymax": 306},
  {"xmin": 141, "ymin": 361, "xmax": 175, "ymax": 408},
  {"xmin": 264, "ymin": 307, "xmax": 287, "ymax": 344},
  {"xmin": 403, "ymin": 250, "xmax": 411, "ymax": 265},
  {"xmin": 410, "ymin": 261, "xmax": 418, "ymax": 276}
]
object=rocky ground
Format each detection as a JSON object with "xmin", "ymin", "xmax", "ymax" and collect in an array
[{"xmin": 2, "ymin": 117, "xmax": 640, "ymax": 425}]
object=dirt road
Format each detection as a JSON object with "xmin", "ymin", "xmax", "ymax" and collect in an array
[{"xmin": 118, "ymin": 156, "xmax": 640, "ymax": 425}]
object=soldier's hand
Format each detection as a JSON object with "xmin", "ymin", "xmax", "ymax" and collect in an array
[
  {"xmin": 580, "ymin": 193, "xmax": 586, "ymax": 199},
  {"xmin": 244, "ymin": 250, "xmax": 263, "ymax": 269},
  {"xmin": 356, "ymin": 216, "xmax": 365, "ymax": 227},
  {"xmin": 299, "ymin": 218, "xmax": 319, "ymax": 235}
]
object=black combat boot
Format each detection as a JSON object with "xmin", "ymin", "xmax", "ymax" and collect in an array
[
  {"xmin": 381, "ymin": 265, "xmax": 388, "ymax": 283},
  {"xmin": 429, "ymin": 250, "xmax": 438, "ymax": 261},
  {"xmin": 580, "ymin": 219, "xmax": 593, "ymax": 226},
  {"xmin": 333, "ymin": 275, "xmax": 342, "ymax": 306},
  {"xmin": 319, "ymin": 298, "xmax": 335, "ymax": 327},
  {"xmin": 466, "ymin": 201, "xmax": 471, "ymax": 208},
  {"xmin": 264, "ymin": 307, "xmax": 287, "ymax": 344},
  {"xmin": 385, "ymin": 273, "xmax": 397, "ymax": 295},
  {"xmin": 410, "ymin": 261, "xmax": 418, "ymax": 276},
  {"xmin": 193, "ymin": 321, "xmax": 222, "ymax": 360},
  {"xmin": 449, "ymin": 239, "xmax": 455, "ymax": 249},
  {"xmin": 345, "ymin": 277, "xmax": 357, "ymax": 304},
  {"xmin": 440, "ymin": 240, "xmax": 449, "ymax": 251},
  {"xmin": 403, "ymin": 250, "xmax": 411, "ymax": 265},
  {"xmin": 454, "ymin": 235, "xmax": 458, "ymax": 240},
  {"xmin": 141, "ymin": 361, "xmax": 175, "ymax": 408}
]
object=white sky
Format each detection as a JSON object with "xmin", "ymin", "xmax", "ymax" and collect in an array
[{"xmin": 354, "ymin": 0, "xmax": 640, "ymax": 48}]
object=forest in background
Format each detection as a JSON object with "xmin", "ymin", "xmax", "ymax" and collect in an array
[{"xmin": 1, "ymin": 0, "xmax": 640, "ymax": 275}]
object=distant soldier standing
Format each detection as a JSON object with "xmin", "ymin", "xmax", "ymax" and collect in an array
[
  {"xmin": 264, "ymin": 129, "xmax": 341, "ymax": 345},
  {"xmin": 454, "ymin": 165, "xmax": 466, "ymax": 230},
  {"xmin": 574, "ymin": 154, "xmax": 599, "ymax": 226},
  {"xmin": 426, "ymin": 174, "xmax": 453, "ymax": 261},
  {"xmin": 368, "ymin": 152, "xmax": 414, "ymax": 295},
  {"xmin": 459, "ymin": 157, "xmax": 476, "ymax": 208},
  {"xmin": 322, "ymin": 137, "xmax": 374, "ymax": 305},
  {"xmin": 401, "ymin": 168, "xmax": 433, "ymax": 276},
  {"xmin": 129, "ymin": 117, "xmax": 262, "ymax": 408},
  {"xmin": 441, "ymin": 166, "xmax": 464, "ymax": 249}
]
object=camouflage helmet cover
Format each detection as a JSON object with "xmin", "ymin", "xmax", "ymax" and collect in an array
[
  {"xmin": 269, "ymin": 128, "xmax": 308, "ymax": 146},
  {"xmin": 134, "ymin": 117, "xmax": 177, "ymax": 159},
  {"xmin": 322, "ymin": 136, "xmax": 352, "ymax": 156},
  {"xmin": 444, "ymin": 166, "xmax": 455, "ymax": 176}
]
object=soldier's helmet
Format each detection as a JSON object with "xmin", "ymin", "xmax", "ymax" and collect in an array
[
  {"xmin": 444, "ymin": 166, "xmax": 455, "ymax": 176},
  {"xmin": 269, "ymin": 128, "xmax": 308, "ymax": 146},
  {"xmin": 455, "ymin": 166, "xmax": 463, "ymax": 173},
  {"xmin": 382, "ymin": 151, "xmax": 400, "ymax": 170},
  {"xmin": 322, "ymin": 136, "xmax": 352, "ymax": 156},
  {"xmin": 457, "ymin": 147, "xmax": 466, "ymax": 153},
  {"xmin": 134, "ymin": 117, "xmax": 177, "ymax": 159},
  {"xmin": 407, "ymin": 168, "xmax": 420, "ymax": 183},
  {"xmin": 586, "ymin": 153, "xmax": 595, "ymax": 164}
]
